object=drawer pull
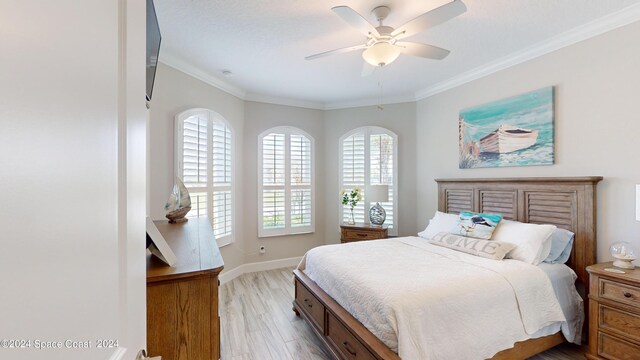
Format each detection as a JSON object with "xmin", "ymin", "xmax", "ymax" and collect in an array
[
  {"xmin": 623, "ymin": 292, "xmax": 633, "ymax": 298},
  {"xmin": 356, "ymin": 233, "xmax": 368, "ymax": 237},
  {"xmin": 342, "ymin": 341, "xmax": 357, "ymax": 356},
  {"xmin": 303, "ymin": 299, "xmax": 313, "ymax": 308}
]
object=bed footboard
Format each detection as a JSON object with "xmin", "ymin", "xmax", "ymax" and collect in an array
[{"xmin": 293, "ymin": 269, "xmax": 400, "ymax": 360}]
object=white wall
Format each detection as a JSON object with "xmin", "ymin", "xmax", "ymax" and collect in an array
[
  {"xmin": 323, "ymin": 103, "xmax": 418, "ymax": 243},
  {"xmin": 243, "ymin": 102, "xmax": 326, "ymax": 263},
  {"xmin": 149, "ymin": 63, "xmax": 246, "ymax": 270},
  {"xmin": 415, "ymin": 21, "xmax": 640, "ymax": 262},
  {"xmin": 0, "ymin": 1, "xmax": 146, "ymax": 359}
]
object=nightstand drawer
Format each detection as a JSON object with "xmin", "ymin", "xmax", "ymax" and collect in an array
[
  {"xmin": 599, "ymin": 304, "xmax": 640, "ymax": 343},
  {"xmin": 340, "ymin": 223, "xmax": 388, "ymax": 243},
  {"xmin": 598, "ymin": 332, "xmax": 640, "ymax": 360},
  {"xmin": 601, "ymin": 278, "xmax": 640, "ymax": 307},
  {"xmin": 344, "ymin": 229, "xmax": 380, "ymax": 240}
]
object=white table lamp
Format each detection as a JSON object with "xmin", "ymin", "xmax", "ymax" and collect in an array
[{"xmin": 367, "ymin": 185, "xmax": 389, "ymax": 226}]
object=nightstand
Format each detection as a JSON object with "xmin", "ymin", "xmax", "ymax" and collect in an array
[
  {"xmin": 586, "ymin": 262, "xmax": 640, "ymax": 360},
  {"xmin": 340, "ymin": 223, "xmax": 388, "ymax": 243}
]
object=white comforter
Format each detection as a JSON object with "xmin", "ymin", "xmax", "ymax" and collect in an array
[{"xmin": 298, "ymin": 237, "xmax": 568, "ymax": 360}]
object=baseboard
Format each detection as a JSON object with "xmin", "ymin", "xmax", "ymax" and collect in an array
[{"xmin": 219, "ymin": 256, "xmax": 302, "ymax": 284}]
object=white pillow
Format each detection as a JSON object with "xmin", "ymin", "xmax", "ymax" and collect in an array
[
  {"xmin": 418, "ymin": 211, "xmax": 460, "ymax": 240},
  {"xmin": 491, "ymin": 220, "xmax": 556, "ymax": 265},
  {"xmin": 544, "ymin": 228, "xmax": 575, "ymax": 264}
]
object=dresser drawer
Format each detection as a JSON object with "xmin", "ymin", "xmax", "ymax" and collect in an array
[
  {"xmin": 326, "ymin": 312, "xmax": 376, "ymax": 360},
  {"xmin": 598, "ymin": 332, "xmax": 640, "ymax": 360},
  {"xmin": 295, "ymin": 282, "xmax": 325, "ymax": 332},
  {"xmin": 599, "ymin": 304, "xmax": 640, "ymax": 343},
  {"xmin": 343, "ymin": 229, "xmax": 380, "ymax": 241},
  {"xmin": 601, "ymin": 279, "xmax": 640, "ymax": 307}
]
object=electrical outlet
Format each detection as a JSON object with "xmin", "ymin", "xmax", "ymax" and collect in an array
[{"xmin": 259, "ymin": 245, "xmax": 266, "ymax": 254}]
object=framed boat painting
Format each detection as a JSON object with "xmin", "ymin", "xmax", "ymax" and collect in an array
[{"xmin": 459, "ymin": 86, "xmax": 555, "ymax": 169}]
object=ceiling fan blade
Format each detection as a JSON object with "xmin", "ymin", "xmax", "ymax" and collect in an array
[
  {"xmin": 391, "ymin": 0, "xmax": 466, "ymax": 39},
  {"xmin": 305, "ymin": 44, "xmax": 367, "ymax": 60},
  {"xmin": 395, "ymin": 42, "xmax": 450, "ymax": 60},
  {"xmin": 332, "ymin": 6, "xmax": 380, "ymax": 38},
  {"xmin": 361, "ymin": 62, "xmax": 377, "ymax": 77}
]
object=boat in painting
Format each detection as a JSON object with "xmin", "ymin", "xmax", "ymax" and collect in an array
[{"xmin": 479, "ymin": 125, "xmax": 538, "ymax": 154}]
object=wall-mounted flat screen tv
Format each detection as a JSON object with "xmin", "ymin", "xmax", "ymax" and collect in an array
[{"xmin": 146, "ymin": 0, "xmax": 161, "ymax": 102}]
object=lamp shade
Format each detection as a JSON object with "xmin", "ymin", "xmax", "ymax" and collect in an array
[
  {"xmin": 367, "ymin": 185, "xmax": 389, "ymax": 203},
  {"xmin": 362, "ymin": 43, "xmax": 400, "ymax": 67},
  {"xmin": 636, "ymin": 184, "xmax": 640, "ymax": 221}
]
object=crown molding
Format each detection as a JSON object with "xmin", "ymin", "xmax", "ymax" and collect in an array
[
  {"xmin": 245, "ymin": 92, "xmax": 415, "ymax": 110},
  {"xmin": 159, "ymin": 4, "xmax": 640, "ymax": 109},
  {"xmin": 323, "ymin": 94, "xmax": 417, "ymax": 110},
  {"xmin": 159, "ymin": 53, "xmax": 247, "ymax": 100},
  {"xmin": 415, "ymin": 2, "xmax": 640, "ymax": 100},
  {"xmin": 160, "ymin": 52, "xmax": 415, "ymax": 110},
  {"xmin": 161, "ymin": 52, "xmax": 329, "ymax": 110},
  {"xmin": 244, "ymin": 93, "xmax": 325, "ymax": 110}
]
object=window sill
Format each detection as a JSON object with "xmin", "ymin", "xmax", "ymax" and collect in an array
[
  {"xmin": 216, "ymin": 235, "xmax": 233, "ymax": 248},
  {"xmin": 258, "ymin": 229, "xmax": 315, "ymax": 239}
]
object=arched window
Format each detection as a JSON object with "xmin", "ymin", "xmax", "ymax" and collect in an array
[
  {"xmin": 175, "ymin": 108, "xmax": 234, "ymax": 246},
  {"xmin": 339, "ymin": 126, "xmax": 398, "ymax": 235},
  {"xmin": 258, "ymin": 127, "xmax": 314, "ymax": 237}
]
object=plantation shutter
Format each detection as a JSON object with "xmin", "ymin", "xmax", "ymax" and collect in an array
[
  {"xmin": 176, "ymin": 109, "xmax": 234, "ymax": 246},
  {"xmin": 341, "ymin": 133, "xmax": 366, "ymax": 223},
  {"xmin": 182, "ymin": 114, "xmax": 208, "ymax": 219},
  {"xmin": 259, "ymin": 127, "xmax": 314, "ymax": 237},
  {"xmin": 290, "ymin": 134, "xmax": 312, "ymax": 227},
  {"xmin": 340, "ymin": 127, "xmax": 397, "ymax": 235},
  {"xmin": 369, "ymin": 133, "xmax": 394, "ymax": 230},
  {"xmin": 211, "ymin": 120, "xmax": 232, "ymax": 238},
  {"xmin": 261, "ymin": 133, "xmax": 286, "ymax": 230}
]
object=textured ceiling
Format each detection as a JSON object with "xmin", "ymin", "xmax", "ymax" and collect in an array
[{"xmin": 155, "ymin": 0, "xmax": 640, "ymax": 106}]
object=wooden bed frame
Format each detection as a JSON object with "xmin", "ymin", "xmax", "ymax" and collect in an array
[{"xmin": 293, "ymin": 177, "xmax": 602, "ymax": 360}]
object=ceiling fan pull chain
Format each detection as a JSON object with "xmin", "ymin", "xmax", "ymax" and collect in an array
[{"xmin": 377, "ymin": 72, "xmax": 384, "ymax": 111}]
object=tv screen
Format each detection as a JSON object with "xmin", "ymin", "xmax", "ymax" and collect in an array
[{"xmin": 146, "ymin": 0, "xmax": 161, "ymax": 102}]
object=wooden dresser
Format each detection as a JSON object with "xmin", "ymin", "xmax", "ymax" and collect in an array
[
  {"xmin": 587, "ymin": 262, "xmax": 640, "ymax": 360},
  {"xmin": 340, "ymin": 223, "xmax": 388, "ymax": 243},
  {"xmin": 147, "ymin": 218, "xmax": 224, "ymax": 360}
]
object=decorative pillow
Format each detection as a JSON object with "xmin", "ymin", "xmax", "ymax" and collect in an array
[
  {"xmin": 450, "ymin": 211, "xmax": 503, "ymax": 240},
  {"xmin": 429, "ymin": 232, "xmax": 515, "ymax": 260},
  {"xmin": 418, "ymin": 211, "xmax": 460, "ymax": 240},
  {"xmin": 491, "ymin": 220, "xmax": 556, "ymax": 265},
  {"xmin": 543, "ymin": 228, "xmax": 574, "ymax": 264}
]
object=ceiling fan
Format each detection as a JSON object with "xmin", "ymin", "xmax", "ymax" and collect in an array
[{"xmin": 305, "ymin": 0, "xmax": 466, "ymax": 71}]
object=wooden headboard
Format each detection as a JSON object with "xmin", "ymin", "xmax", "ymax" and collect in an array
[{"xmin": 436, "ymin": 177, "xmax": 602, "ymax": 291}]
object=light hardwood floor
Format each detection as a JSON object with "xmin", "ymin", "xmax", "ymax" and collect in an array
[{"xmin": 220, "ymin": 267, "xmax": 586, "ymax": 360}]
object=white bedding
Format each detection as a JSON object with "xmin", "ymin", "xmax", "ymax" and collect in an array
[
  {"xmin": 532, "ymin": 263, "xmax": 584, "ymax": 343},
  {"xmin": 298, "ymin": 237, "xmax": 578, "ymax": 360}
]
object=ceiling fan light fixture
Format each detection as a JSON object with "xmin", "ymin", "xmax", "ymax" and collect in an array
[{"xmin": 362, "ymin": 42, "xmax": 400, "ymax": 67}]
